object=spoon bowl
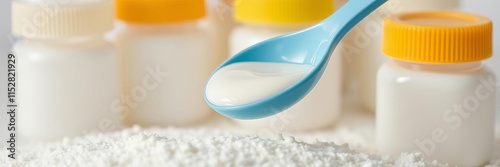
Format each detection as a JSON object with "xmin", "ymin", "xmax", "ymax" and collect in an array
[{"xmin": 206, "ymin": 0, "xmax": 387, "ymax": 119}]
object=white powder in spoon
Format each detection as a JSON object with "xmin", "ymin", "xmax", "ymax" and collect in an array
[{"xmin": 1, "ymin": 126, "xmax": 451, "ymax": 167}]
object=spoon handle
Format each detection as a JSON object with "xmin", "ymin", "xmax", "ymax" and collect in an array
[{"xmin": 321, "ymin": 0, "xmax": 387, "ymax": 41}]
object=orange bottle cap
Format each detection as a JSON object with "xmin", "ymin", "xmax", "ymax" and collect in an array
[{"xmin": 383, "ymin": 11, "xmax": 492, "ymax": 63}]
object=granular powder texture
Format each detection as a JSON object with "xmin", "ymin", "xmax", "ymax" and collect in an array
[{"xmin": 1, "ymin": 126, "xmax": 453, "ymax": 167}]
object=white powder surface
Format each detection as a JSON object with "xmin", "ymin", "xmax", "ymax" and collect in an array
[
  {"xmin": 2, "ymin": 126, "xmax": 446, "ymax": 167},
  {"xmin": 2, "ymin": 98, "xmax": 500, "ymax": 167}
]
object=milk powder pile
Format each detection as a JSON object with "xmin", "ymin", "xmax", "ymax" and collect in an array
[
  {"xmin": 2, "ymin": 97, "xmax": 500, "ymax": 167},
  {"xmin": 2, "ymin": 106, "xmax": 500, "ymax": 167},
  {"xmin": 2, "ymin": 126, "xmax": 446, "ymax": 167}
]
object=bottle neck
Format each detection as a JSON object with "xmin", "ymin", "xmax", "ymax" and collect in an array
[
  {"xmin": 28, "ymin": 35, "xmax": 106, "ymax": 44},
  {"xmin": 392, "ymin": 59, "xmax": 483, "ymax": 72},
  {"xmin": 399, "ymin": 0, "xmax": 459, "ymax": 11},
  {"xmin": 240, "ymin": 23, "xmax": 313, "ymax": 33},
  {"xmin": 20, "ymin": 35, "xmax": 110, "ymax": 50}
]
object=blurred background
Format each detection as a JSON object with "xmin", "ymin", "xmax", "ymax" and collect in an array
[{"xmin": 0, "ymin": 0, "xmax": 499, "ymax": 148}]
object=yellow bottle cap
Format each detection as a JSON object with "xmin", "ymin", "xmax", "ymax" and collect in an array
[
  {"xmin": 116, "ymin": 0, "xmax": 206, "ymax": 24},
  {"xmin": 234, "ymin": 0, "xmax": 334, "ymax": 26},
  {"xmin": 383, "ymin": 11, "xmax": 492, "ymax": 64}
]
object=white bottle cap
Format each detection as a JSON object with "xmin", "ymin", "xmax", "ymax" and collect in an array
[{"xmin": 11, "ymin": 0, "xmax": 113, "ymax": 38}]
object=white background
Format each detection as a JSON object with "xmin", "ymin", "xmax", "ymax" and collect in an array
[{"xmin": 0, "ymin": 0, "xmax": 500, "ymax": 148}]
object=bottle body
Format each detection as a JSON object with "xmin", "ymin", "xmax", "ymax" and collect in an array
[
  {"xmin": 376, "ymin": 60, "xmax": 495, "ymax": 167},
  {"xmin": 344, "ymin": 0, "xmax": 460, "ymax": 112},
  {"xmin": 115, "ymin": 22, "xmax": 212, "ymax": 126},
  {"xmin": 16, "ymin": 37, "xmax": 121, "ymax": 142},
  {"xmin": 230, "ymin": 25, "xmax": 342, "ymax": 131}
]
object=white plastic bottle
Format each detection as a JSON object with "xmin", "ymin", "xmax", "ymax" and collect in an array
[
  {"xmin": 12, "ymin": 0, "xmax": 121, "ymax": 142},
  {"xmin": 230, "ymin": 0, "xmax": 341, "ymax": 131},
  {"xmin": 376, "ymin": 11, "xmax": 495, "ymax": 167},
  {"xmin": 342, "ymin": 0, "xmax": 460, "ymax": 112},
  {"xmin": 115, "ymin": 0, "xmax": 212, "ymax": 126}
]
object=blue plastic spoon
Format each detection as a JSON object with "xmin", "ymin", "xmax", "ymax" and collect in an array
[{"xmin": 205, "ymin": 0, "xmax": 387, "ymax": 119}]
